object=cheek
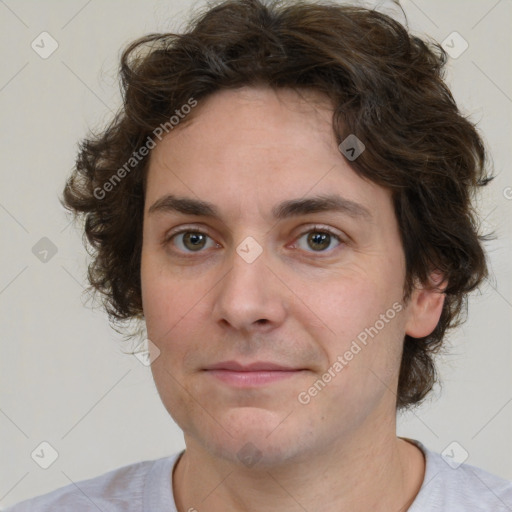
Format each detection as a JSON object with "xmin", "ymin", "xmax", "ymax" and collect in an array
[
  {"xmin": 308, "ymin": 280, "xmax": 405, "ymax": 407},
  {"xmin": 140, "ymin": 257, "xmax": 214, "ymax": 362},
  {"xmin": 295, "ymin": 269, "xmax": 388, "ymax": 339},
  {"xmin": 141, "ymin": 252, "xmax": 181, "ymax": 341},
  {"xmin": 300, "ymin": 268, "xmax": 406, "ymax": 378}
]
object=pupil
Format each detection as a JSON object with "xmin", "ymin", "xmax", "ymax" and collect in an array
[
  {"xmin": 309, "ymin": 232, "xmax": 329, "ymax": 251},
  {"xmin": 185, "ymin": 233, "xmax": 205, "ymax": 251}
]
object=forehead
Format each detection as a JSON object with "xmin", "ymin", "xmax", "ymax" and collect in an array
[
  {"xmin": 145, "ymin": 86, "xmax": 390, "ymax": 222},
  {"xmin": 152, "ymin": 86, "xmax": 337, "ymax": 162}
]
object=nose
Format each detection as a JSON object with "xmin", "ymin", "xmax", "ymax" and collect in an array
[{"xmin": 211, "ymin": 244, "xmax": 288, "ymax": 334}]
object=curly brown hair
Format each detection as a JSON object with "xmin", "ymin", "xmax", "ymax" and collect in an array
[{"xmin": 62, "ymin": 0, "xmax": 492, "ymax": 410}]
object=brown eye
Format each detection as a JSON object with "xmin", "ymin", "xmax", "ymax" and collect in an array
[
  {"xmin": 295, "ymin": 227, "xmax": 343, "ymax": 253},
  {"xmin": 182, "ymin": 232, "xmax": 208, "ymax": 251},
  {"xmin": 168, "ymin": 230, "xmax": 217, "ymax": 253},
  {"xmin": 307, "ymin": 232, "xmax": 331, "ymax": 251}
]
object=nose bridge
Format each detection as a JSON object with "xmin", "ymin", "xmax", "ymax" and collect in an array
[{"xmin": 212, "ymin": 237, "xmax": 286, "ymax": 330}]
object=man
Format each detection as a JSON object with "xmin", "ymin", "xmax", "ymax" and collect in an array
[{"xmin": 6, "ymin": 0, "xmax": 511, "ymax": 510}]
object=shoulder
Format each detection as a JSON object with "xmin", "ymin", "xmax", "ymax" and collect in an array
[
  {"xmin": 2, "ymin": 453, "xmax": 180, "ymax": 512},
  {"xmin": 408, "ymin": 439, "xmax": 512, "ymax": 512}
]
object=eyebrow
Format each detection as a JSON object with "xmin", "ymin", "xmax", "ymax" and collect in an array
[{"xmin": 147, "ymin": 193, "xmax": 372, "ymax": 221}]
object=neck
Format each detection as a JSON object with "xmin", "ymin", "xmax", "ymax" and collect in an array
[{"xmin": 172, "ymin": 418, "xmax": 425, "ymax": 512}]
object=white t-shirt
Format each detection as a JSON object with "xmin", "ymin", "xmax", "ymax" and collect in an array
[{"xmin": 4, "ymin": 439, "xmax": 512, "ymax": 511}]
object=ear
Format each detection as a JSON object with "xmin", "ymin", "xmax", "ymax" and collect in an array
[{"xmin": 404, "ymin": 271, "xmax": 447, "ymax": 338}]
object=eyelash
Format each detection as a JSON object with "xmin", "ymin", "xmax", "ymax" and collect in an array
[{"xmin": 164, "ymin": 225, "xmax": 344, "ymax": 257}]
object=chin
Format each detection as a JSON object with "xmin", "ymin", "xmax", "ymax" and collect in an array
[{"xmin": 191, "ymin": 409, "xmax": 315, "ymax": 468}]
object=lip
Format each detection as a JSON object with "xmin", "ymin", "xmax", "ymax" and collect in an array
[
  {"xmin": 205, "ymin": 369, "xmax": 305, "ymax": 387},
  {"xmin": 203, "ymin": 361, "xmax": 307, "ymax": 387},
  {"xmin": 204, "ymin": 360, "xmax": 302, "ymax": 371}
]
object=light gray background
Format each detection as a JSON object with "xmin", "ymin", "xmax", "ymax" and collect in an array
[{"xmin": 0, "ymin": 0, "xmax": 511, "ymax": 508}]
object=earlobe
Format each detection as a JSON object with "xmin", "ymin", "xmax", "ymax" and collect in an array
[{"xmin": 405, "ymin": 272, "xmax": 447, "ymax": 338}]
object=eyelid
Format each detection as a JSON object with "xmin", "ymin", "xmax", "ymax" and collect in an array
[
  {"xmin": 164, "ymin": 224, "xmax": 211, "ymax": 242},
  {"xmin": 294, "ymin": 223, "xmax": 344, "ymax": 240}
]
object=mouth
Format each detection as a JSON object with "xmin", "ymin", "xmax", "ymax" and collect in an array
[{"xmin": 202, "ymin": 360, "xmax": 308, "ymax": 387}]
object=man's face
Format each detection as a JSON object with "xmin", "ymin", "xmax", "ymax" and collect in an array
[{"xmin": 141, "ymin": 86, "xmax": 425, "ymax": 466}]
